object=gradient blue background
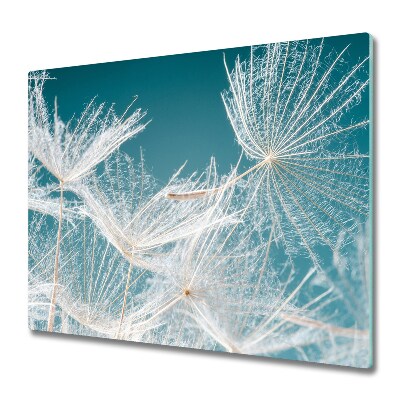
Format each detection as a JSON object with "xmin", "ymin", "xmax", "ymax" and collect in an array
[
  {"xmin": 30, "ymin": 33, "xmax": 371, "ymax": 365},
  {"xmin": 38, "ymin": 33, "xmax": 369, "ymax": 184}
]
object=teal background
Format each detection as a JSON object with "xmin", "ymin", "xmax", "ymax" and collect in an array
[
  {"xmin": 30, "ymin": 33, "xmax": 371, "ymax": 365},
  {"xmin": 38, "ymin": 33, "xmax": 370, "ymax": 185}
]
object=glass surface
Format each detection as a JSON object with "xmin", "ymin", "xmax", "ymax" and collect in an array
[{"xmin": 28, "ymin": 33, "xmax": 372, "ymax": 368}]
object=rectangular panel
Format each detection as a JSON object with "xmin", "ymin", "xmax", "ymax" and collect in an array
[{"xmin": 28, "ymin": 32, "xmax": 372, "ymax": 368}]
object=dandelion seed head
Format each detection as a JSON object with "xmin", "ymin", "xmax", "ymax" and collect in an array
[
  {"xmin": 28, "ymin": 71, "xmax": 149, "ymax": 184},
  {"xmin": 74, "ymin": 152, "xmax": 241, "ymax": 274},
  {"xmin": 222, "ymin": 38, "xmax": 369, "ymax": 261}
]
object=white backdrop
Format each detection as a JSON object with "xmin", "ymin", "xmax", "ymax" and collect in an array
[{"xmin": 0, "ymin": 1, "xmax": 397, "ymax": 398}]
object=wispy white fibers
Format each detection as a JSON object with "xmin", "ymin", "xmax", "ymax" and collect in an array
[
  {"xmin": 168, "ymin": 39, "xmax": 369, "ymax": 266},
  {"xmin": 73, "ymin": 152, "xmax": 241, "ymax": 334},
  {"xmin": 28, "ymin": 38, "xmax": 371, "ymax": 368},
  {"xmin": 133, "ymin": 210, "xmax": 332, "ymax": 355},
  {"xmin": 125, "ymin": 182, "xmax": 253, "ymax": 351},
  {"xmin": 75, "ymin": 152, "xmax": 240, "ymax": 272},
  {"xmin": 28, "ymin": 155, "xmax": 81, "ymax": 222},
  {"xmin": 29, "ymin": 213, "xmax": 152, "ymax": 340},
  {"xmin": 28, "ymin": 71, "xmax": 149, "ymax": 185},
  {"xmin": 28, "ymin": 71, "xmax": 149, "ymax": 331},
  {"xmin": 221, "ymin": 40, "xmax": 369, "ymax": 262},
  {"xmin": 312, "ymin": 224, "xmax": 371, "ymax": 367}
]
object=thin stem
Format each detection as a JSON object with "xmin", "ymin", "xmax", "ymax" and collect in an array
[
  {"xmin": 116, "ymin": 260, "xmax": 133, "ymax": 339},
  {"xmin": 166, "ymin": 159, "xmax": 267, "ymax": 201},
  {"xmin": 280, "ymin": 313, "xmax": 369, "ymax": 338},
  {"xmin": 47, "ymin": 181, "xmax": 64, "ymax": 332}
]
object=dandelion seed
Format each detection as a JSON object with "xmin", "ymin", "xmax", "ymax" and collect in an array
[
  {"xmin": 74, "ymin": 152, "xmax": 240, "ymax": 332},
  {"xmin": 311, "ymin": 224, "xmax": 371, "ymax": 367},
  {"xmin": 28, "ymin": 72, "xmax": 148, "ymax": 331},
  {"xmin": 168, "ymin": 39, "xmax": 370, "ymax": 264},
  {"xmin": 139, "ymin": 212, "xmax": 369, "ymax": 360},
  {"xmin": 75, "ymin": 153, "xmax": 238, "ymax": 267},
  {"xmin": 29, "ymin": 213, "xmax": 153, "ymax": 339},
  {"xmin": 28, "ymin": 71, "xmax": 149, "ymax": 185},
  {"xmin": 125, "ymin": 205, "xmax": 313, "ymax": 354},
  {"xmin": 28, "ymin": 156, "xmax": 81, "ymax": 222}
]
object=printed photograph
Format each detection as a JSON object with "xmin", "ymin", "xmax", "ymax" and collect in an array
[{"xmin": 28, "ymin": 33, "xmax": 372, "ymax": 368}]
